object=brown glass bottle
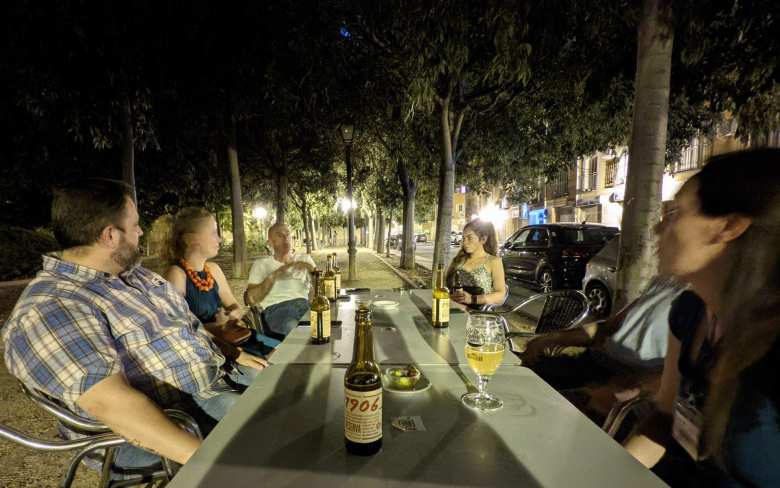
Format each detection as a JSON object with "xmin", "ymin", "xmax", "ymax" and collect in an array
[
  {"xmin": 432, "ymin": 263, "xmax": 450, "ymax": 328},
  {"xmin": 310, "ymin": 270, "xmax": 331, "ymax": 344},
  {"xmin": 344, "ymin": 308, "xmax": 382, "ymax": 455},
  {"xmin": 323, "ymin": 254, "xmax": 337, "ymax": 301}
]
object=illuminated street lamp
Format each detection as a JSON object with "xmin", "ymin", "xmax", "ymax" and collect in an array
[
  {"xmin": 252, "ymin": 206, "xmax": 268, "ymax": 220},
  {"xmin": 339, "ymin": 123, "xmax": 357, "ymax": 281}
]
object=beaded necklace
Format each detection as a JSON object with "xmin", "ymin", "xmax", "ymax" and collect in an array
[{"xmin": 179, "ymin": 258, "xmax": 215, "ymax": 292}]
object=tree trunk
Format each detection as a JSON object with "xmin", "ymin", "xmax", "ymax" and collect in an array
[
  {"xmin": 386, "ymin": 214, "xmax": 392, "ymax": 258},
  {"xmin": 300, "ymin": 196, "xmax": 312, "ymax": 254},
  {"xmin": 120, "ymin": 96, "xmax": 137, "ymax": 204},
  {"xmin": 375, "ymin": 208, "xmax": 385, "ymax": 253},
  {"xmin": 346, "ymin": 145, "xmax": 357, "ymax": 280},
  {"xmin": 306, "ymin": 206, "xmax": 317, "ymax": 251},
  {"xmin": 398, "ymin": 160, "xmax": 417, "ymax": 270},
  {"xmin": 615, "ymin": 0, "xmax": 674, "ymax": 309},
  {"xmin": 432, "ymin": 99, "xmax": 460, "ymax": 274},
  {"xmin": 309, "ymin": 212, "xmax": 319, "ymax": 250},
  {"xmin": 275, "ymin": 170, "xmax": 288, "ymax": 224},
  {"xmin": 227, "ymin": 115, "xmax": 247, "ymax": 278}
]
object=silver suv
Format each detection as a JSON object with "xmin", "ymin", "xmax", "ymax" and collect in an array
[{"xmin": 582, "ymin": 236, "xmax": 618, "ymax": 318}]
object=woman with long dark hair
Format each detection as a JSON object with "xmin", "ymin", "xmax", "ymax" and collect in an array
[
  {"xmin": 445, "ymin": 219, "xmax": 507, "ymax": 308},
  {"xmin": 624, "ymin": 149, "xmax": 780, "ymax": 486}
]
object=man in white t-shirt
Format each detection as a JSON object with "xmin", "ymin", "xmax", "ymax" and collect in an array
[
  {"xmin": 245, "ymin": 223, "xmax": 315, "ymax": 339},
  {"xmin": 521, "ymin": 277, "xmax": 685, "ymax": 422}
]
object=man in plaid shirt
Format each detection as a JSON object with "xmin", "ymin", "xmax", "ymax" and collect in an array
[{"xmin": 2, "ymin": 179, "xmax": 267, "ymax": 466}]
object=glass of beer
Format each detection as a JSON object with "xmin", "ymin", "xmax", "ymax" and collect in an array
[{"xmin": 462, "ymin": 313, "xmax": 507, "ymax": 411}]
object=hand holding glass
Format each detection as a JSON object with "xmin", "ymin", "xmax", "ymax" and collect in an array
[{"xmin": 462, "ymin": 313, "xmax": 507, "ymax": 411}]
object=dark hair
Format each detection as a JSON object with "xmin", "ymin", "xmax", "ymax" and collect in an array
[
  {"xmin": 694, "ymin": 149, "xmax": 780, "ymax": 460},
  {"xmin": 51, "ymin": 178, "xmax": 134, "ymax": 249},
  {"xmin": 159, "ymin": 207, "xmax": 214, "ymax": 264},
  {"xmin": 445, "ymin": 219, "xmax": 498, "ymax": 286}
]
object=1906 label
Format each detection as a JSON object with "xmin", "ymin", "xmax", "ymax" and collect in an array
[{"xmin": 344, "ymin": 388, "xmax": 382, "ymax": 443}]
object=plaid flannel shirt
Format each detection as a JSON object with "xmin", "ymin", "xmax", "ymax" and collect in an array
[{"xmin": 1, "ymin": 254, "xmax": 227, "ymax": 414}]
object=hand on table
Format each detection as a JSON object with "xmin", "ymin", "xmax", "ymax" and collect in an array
[
  {"xmin": 520, "ymin": 335, "xmax": 559, "ymax": 366},
  {"xmin": 236, "ymin": 350, "xmax": 268, "ymax": 370}
]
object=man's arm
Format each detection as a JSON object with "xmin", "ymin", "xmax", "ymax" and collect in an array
[
  {"xmin": 246, "ymin": 265, "xmax": 286, "ymax": 305},
  {"xmin": 77, "ymin": 373, "xmax": 201, "ymax": 465},
  {"xmin": 623, "ymin": 332, "xmax": 681, "ymax": 467},
  {"xmin": 521, "ymin": 297, "xmax": 636, "ymax": 365}
]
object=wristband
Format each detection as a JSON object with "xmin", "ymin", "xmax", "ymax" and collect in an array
[{"xmin": 471, "ymin": 294, "xmax": 478, "ymax": 305}]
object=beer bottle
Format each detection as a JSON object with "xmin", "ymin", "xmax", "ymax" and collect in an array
[
  {"xmin": 323, "ymin": 254, "xmax": 337, "ymax": 301},
  {"xmin": 332, "ymin": 252, "xmax": 342, "ymax": 294},
  {"xmin": 432, "ymin": 263, "xmax": 450, "ymax": 328},
  {"xmin": 310, "ymin": 270, "xmax": 331, "ymax": 344},
  {"xmin": 344, "ymin": 308, "xmax": 382, "ymax": 455}
]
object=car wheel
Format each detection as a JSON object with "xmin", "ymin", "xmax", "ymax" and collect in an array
[
  {"xmin": 586, "ymin": 282, "xmax": 612, "ymax": 318},
  {"xmin": 538, "ymin": 268, "xmax": 555, "ymax": 293}
]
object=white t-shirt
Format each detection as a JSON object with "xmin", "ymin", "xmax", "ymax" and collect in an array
[
  {"xmin": 247, "ymin": 254, "xmax": 316, "ymax": 309},
  {"xmin": 601, "ymin": 278, "xmax": 685, "ymax": 369}
]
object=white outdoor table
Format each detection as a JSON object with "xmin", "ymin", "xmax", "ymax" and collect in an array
[
  {"xmin": 268, "ymin": 289, "xmax": 522, "ymax": 367},
  {"xmin": 169, "ymin": 364, "xmax": 665, "ymax": 487}
]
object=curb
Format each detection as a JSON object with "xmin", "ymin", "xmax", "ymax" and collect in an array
[
  {"xmin": 373, "ymin": 253, "xmax": 423, "ymax": 289},
  {"xmin": 388, "ymin": 249, "xmax": 432, "ymax": 272}
]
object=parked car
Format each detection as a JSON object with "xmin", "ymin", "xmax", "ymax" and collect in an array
[
  {"xmin": 450, "ymin": 231, "xmax": 463, "ymax": 245},
  {"xmin": 415, "ymin": 233, "xmax": 428, "ymax": 243},
  {"xmin": 582, "ymin": 236, "xmax": 619, "ymax": 318},
  {"xmin": 500, "ymin": 223, "xmax": 619, "ymax": 293}
]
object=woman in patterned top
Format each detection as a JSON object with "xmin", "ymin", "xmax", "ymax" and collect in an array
[{"xmin": 445, "ymin": 219, "xmax": 507, "ymax": 309}]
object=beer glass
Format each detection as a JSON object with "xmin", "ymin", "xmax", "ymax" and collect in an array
[{"xmin": 462, "ymin": 313, "xmax": 507, "ymax": 411}]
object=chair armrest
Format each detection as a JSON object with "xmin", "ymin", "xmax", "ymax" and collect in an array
[
  {"xmin": 164, "ymin": 409, "xmax": 203, "ymax": 440},
  {"xmin": 21, "ymin": 383, "xmax": 109, "ymax": 434},
  {"xmin": 0, "ymin": 423, "xmax": 122, "ymax": 452}
]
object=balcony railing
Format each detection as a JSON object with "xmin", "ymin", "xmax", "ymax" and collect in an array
[
  {"xmin": 605, "ymin": 158, "xmax": 618, "ymax": 187},
  {"xmin": 546, "ymin": 172, "xmax": 568, "ymax": 198}
]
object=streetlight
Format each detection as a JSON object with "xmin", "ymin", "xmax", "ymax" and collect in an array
[
  {"xmin": 252, "ymin": 206, "xmax": 268, "ymax": 220},
  {"xmin": 339, "ymin": 123, "xmax": 357, "ymax": 281}
]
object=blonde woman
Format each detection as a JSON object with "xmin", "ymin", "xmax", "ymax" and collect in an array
[{"xmin": 162, "ymin": 207, "xmax": 278, "ymax": 361}]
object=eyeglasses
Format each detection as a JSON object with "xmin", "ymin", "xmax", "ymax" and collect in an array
[{"xmin": 660, "ymin": 207, "xmax": 680, "ymax": 222}]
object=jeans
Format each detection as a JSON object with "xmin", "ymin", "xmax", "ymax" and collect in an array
[
  {"xmin": 262, "ymin": 298, "xmax": 310, "ymax": 339},
  {"xmin": 112, "ymin": 366, "xmax": 259, "ymax": 473},
  {"xmin": 241, "ymin": 331, "xmax": 282, "ymax": 358}
]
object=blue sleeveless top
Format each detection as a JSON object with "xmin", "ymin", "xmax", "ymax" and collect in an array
[{"xmin": 179, "ymin": 264, "xmax": 221, "ymax": 323}]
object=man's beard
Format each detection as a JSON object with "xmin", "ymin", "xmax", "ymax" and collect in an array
[{"xmin": 112, "ymin": 238, "xmax": 142, "ymax": 271}]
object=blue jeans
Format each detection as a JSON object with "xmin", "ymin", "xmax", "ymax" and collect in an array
[
  {"xmin": 262, "ymin": 298, "xmax": 310, "ymax": 339},
  {"xmin": 241, "ymin": 331, "xmax": 282, "ymax": 358},
  {"xmin": 112, "ymin": 366, "xmax": 258, "ymax": 473}
]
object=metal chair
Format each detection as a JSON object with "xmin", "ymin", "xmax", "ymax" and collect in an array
[
  {"xmin": 500, "ymin": 290, "xmax": 590, "ymax": 353},
  {"xmin": 0, "ymin": 383, "xmax": 202, "ymax": 488},
  {"xmin": 601, "ymin": 396, "xmax": 655, "ymax": 443},
  {"xmin": 480, "ymin": 282, "xmax": 511, "ymax": 312}
]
